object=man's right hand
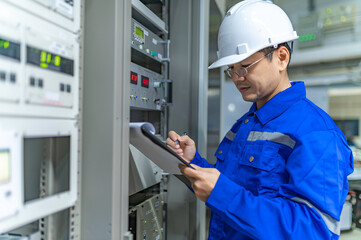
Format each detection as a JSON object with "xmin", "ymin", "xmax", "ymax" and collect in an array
[{"xmin": 166, "ymin": 130, "xmax": 196, "ymax": 163}]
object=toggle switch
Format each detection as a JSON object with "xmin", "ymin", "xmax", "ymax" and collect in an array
[{"xmin": 153, "ymin": 82, "xmax": 162, "ymax": 88}]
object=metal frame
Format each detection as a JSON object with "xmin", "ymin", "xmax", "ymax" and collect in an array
[{"xmin": 131, "ymin": 0, "xmax": 168, "ymax": 34}]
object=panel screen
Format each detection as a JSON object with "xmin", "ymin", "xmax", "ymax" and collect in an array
[
  {"xmin": 0, "ymin": 149, "xmax": 10, "ymax": 185},
  {"xmin": 0, "ymin": 38, "xmax": 20, "ymax": 61},
  {"xmin": 26, "ymin": 46, "xmax": 74, "ymax": 76},
  {"xmin": 135, "ymin": 26, "xmax": 144, "ymax": 39}
]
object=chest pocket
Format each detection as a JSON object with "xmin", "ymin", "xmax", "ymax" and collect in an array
[{"xmin": 238, "ymin": 142, "xmax": 288, "ymax": 193}]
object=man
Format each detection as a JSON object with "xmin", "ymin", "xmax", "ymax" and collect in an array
[{"xmin": 167, "ymin": 0, "xmax": 354, "ymax": 239}]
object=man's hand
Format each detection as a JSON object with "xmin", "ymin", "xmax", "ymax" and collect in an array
[
  {"xmin": 166, "ymin": 130, "xmax": 196, "ymax": 163},
  {"xmin": 179, "ymin": 164, "xmax": 220, "ymax": 202}
]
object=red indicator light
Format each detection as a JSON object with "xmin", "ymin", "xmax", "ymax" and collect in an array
[
  {"xmin": 130, "ymin": 71, "xmax": 138, "ymax": 84},
  {"xmin": 141, "ymin": 76, "xmax": 149, "ymax": 88}
]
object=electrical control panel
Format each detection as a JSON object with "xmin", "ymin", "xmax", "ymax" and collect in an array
[
  {"xmin": 0, "ymin": 0, "xmax": 80, "ymax": 234},
  {"xmin": 3, "ymin": 0, "xmax": 80, "ymax": 33},
  {"xmin": 0, "ymin": 129, "xmax": 21, "ymax": 222},
  {"xmin": 130, "ymin": 18, "xmax": 169, "ymax": 111},
  {"xmin": 129, "ymin": 194, "xmax": 163, "ymax": 240},
  {"xmin": 131, "ymin": 19, "xmax": 166, "ymax": 63},
  {"xmin": 0, "ymin": 1, "xmax": 79, "ymax": 119},
  {"xmin": 130, "ymin": 62, "xmax": 166, "ymax": 110},
  {"xmin": 0, "ymin": 117, "xmax": 78, "ymax": 234},
  {"xmin": 296, "ymin": 1, "xmax": 359, "ymax": 50}
]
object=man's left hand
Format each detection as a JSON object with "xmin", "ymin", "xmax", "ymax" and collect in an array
[{"xmin": 179, "ymin": 164, "xmax": 220, "ymax": 202}]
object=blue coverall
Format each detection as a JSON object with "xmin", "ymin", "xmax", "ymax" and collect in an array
[{"xmin": 190, "ymin": 81, "xmax": 354, "ymax": 239}]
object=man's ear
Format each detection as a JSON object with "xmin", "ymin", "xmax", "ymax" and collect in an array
[{"xmin": 276, "ymin": 46, "xmax": 290, "ymax": 72}]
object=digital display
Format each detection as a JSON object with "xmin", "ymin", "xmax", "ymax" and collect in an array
[
  {"xmin": 26, "ymin": 46, "xmax": 74, "ymax": 76},
  {"xmin": 141, "ymin": 76, "xmax": 149, "ymax": 88},
  {"xmin": 130, "ymin": 71, "xmax": 138, "ymax": 85},
  {"xmin": 135, "ymin": 27, "xmax": 144, "ymax": 39},
  {"xmin": 0, "ymin": 37, "xmax": 20, "ymax": 61},
  {"xmin": 0, "ymin": 149, "xmax": 10, "ymax": 185}
]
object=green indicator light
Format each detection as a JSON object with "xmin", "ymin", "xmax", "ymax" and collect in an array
[
  {"xmin": 54, "ymin": 55, "xmax": 61, "ymax": 66},
  {"xmin": 325, "ymin": 18, "xmax": 332, "ymax": 25},
  {"xmin": 47, "ymin": 53, "xmax": 52, "ymax": 63},
  {"xmin": 340, "ymin": 16, "xmax": 346, "ymax": 22},
  {"xmin": 40, "ymin": 63, "xmax": 48, "ymax": 68},
  {"xmin": 41, "ymin": 51, "xmax": 47, "ymax": 63},
  {"xmin": 4, "ymin": 41, "xmax": 9, "ymax": 49},
  {"xmin": 299, "ymin": 33, "xmax": 317, "ymax": 42},
  {"xmin": 326, "ymin": 8, "xmax": 332, "ymax": 14}
]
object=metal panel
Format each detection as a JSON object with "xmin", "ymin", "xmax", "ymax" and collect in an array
[
  {"xmin": 82, "ymin": 0, "xmax": 131, "ymax": 239},
  {"xmin": 3, "ymin": 0, "xmax": 81, "ymax": 33}
]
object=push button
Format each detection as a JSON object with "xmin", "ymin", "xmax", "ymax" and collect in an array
[
  {"xmin": 0, "ymin": 71, "xmax": 6, "ymax": 81},
  {"xmin": 38, "ymin": 79, "xmax": 43, "ymax": 88},
  {"xmin": 10, "ymin": 73, "xmax": 16, "ymax": 83},
  {"xmin": 30, "ymin": 77, "xmax": 36, "ymax": 86}
]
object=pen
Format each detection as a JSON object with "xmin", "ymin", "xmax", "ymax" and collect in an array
[{"xmin": 175, "ymin": 132, "xmax": 187, "ymax": 145}]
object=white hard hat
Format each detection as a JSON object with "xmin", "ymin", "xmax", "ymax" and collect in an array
[{"xmin": 209, "ymin": 0, "xmax": 298, "ymax": 69}]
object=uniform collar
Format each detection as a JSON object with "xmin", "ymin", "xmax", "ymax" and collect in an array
[{"xmin": 247, "ymin": 81, "xmax": 306, "ymax": 125}]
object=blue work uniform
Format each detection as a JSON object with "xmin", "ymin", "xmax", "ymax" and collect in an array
[{"xmin": 190, "ymin": 81, "xmax": 354, "ymax": 240}]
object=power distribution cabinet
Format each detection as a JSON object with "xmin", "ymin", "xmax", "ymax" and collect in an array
[
  {"xmin": 0, "ymin": 0, "xmax": 81, "ymax": 236},
  {"xmin": 129, "ymin": 0, "xmax": 170, "ymax": 239},
  {"xmin": 0, "ymin": 1, "xmax": 80, "ymax": 119}
]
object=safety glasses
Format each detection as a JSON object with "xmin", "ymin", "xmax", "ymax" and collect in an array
[{"xmin": 224, "ymin": 51, "xmax": 274, "ymax": 79}]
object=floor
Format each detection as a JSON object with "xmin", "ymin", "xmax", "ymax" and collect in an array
[{"xmin": 340, "ymin": 228, "xmax": 361, "ymax": 240}]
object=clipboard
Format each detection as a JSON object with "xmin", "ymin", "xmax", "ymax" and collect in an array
[
  {"xmin": 129, "ymin": 122, "xmax": 193, "ymax": 188},
  {"xmin": 141, "ymin": 125, "xmax": 195, "ymax": 170}
]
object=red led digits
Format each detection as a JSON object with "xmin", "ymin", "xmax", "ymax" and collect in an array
[
  {"xmin": 141, "ymin": 76, "xmax": 149, "ymax": 88},
  {"xmin": 130, "ymin": 71, "xmax": 138, "ymax": 84}
]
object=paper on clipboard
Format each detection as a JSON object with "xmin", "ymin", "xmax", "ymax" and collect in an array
[{"xmin": 129, "ymin": 122, "xmax": 192, "ymax": 175}]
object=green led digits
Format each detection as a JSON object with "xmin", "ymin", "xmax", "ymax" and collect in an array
[
  {"xmin": 39, "ymin": 51, "xmax": 60, "ymax": 68},
  {"xmin": 0, "ymin": 40, "xmax": 10, "ymax": 49},
  {"xmin": 54, "ymin": 55, "xmax": 61, "ymax": 66},
  {"xmin": 40, "ymin": 51, "xmax": 48, "ymax": 68},
  {"xmin": 299, "ymin": 33, "xmax": 317, "ymax": 42},
  {"xmin": 47, "ymin": 53, "xmax": 52, "ymax": 63}
]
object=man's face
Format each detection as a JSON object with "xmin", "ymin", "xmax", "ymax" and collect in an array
[{"xmin": 227, "ymin": 50, "xmax": 283, "ymax": 109}]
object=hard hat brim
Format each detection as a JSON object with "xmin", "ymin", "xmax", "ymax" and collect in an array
[{"xmin": 208, "ymin": 53, "xmax": 253, "ymax": 69}]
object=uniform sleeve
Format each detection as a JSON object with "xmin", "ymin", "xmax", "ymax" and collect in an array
[
  {"xmin": 190, "ymin": 151, "xmax": 215, "ymax": 168},
  {"xmin": 206, "ymin": 130, "xmax": 353, "ymax": 240}
]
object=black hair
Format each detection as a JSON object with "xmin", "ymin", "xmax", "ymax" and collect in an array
[{"xmin": 259, "ymin": 42, "xmax": 293, "ymax": 67}]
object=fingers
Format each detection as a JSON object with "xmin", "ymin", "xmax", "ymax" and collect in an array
[
  {"xmin": 168, "ymin": 130, "xmax": 180, "ymax": 142},
  {"xmin": 179, "ymin": 164, "xmax": 199, "ymax": 178}
]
